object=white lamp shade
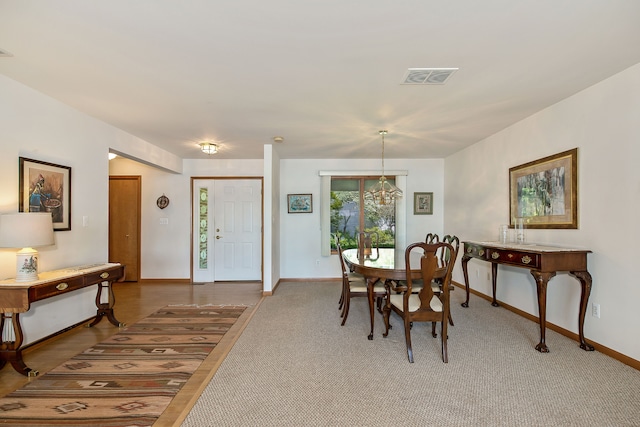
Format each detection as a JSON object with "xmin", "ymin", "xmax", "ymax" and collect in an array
[
  {"xmin": 0, "ymin": 213, "xmax": 54, "ymax": 282},
  {"xmin": 0, "ymin": 212, "xmax": 55, "ymax": 248}
]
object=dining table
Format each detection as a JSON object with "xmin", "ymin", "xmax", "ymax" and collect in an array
[{"xmin": 342, "ymin": 247, "xmax": 430, "ymax": 340}]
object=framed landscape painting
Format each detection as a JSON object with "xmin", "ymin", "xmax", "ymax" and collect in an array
[
  {"xmin": 19, "ymin": 157, "xmax": 72, "ymax": 231},
  {"xmin": 509, "ymin": 148, "xmax": 577, "ymax": 229}
]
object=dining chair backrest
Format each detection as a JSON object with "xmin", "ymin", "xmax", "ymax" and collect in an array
[
  {"xmin": 441, "ymin": 234, "xmax": 460, "ymax": 265},
  {"xmin": 357, "ymin": 231, "xmax": 379, "ymax": 259},
  {"xmin": 405, "ymin": 241, "xmax": 455, "ymax": 299},
  {"xmin": 425, "ymin": 233, "xmax": 440, "ymax": 244}
]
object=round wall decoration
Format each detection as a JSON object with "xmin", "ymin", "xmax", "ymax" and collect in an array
[{"xmin": 156, "ymin": 194, "xmax": 170, "ymax": 209}]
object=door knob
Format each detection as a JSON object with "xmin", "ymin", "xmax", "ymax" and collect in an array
[{"xmin": 216, "ymin": 236, "xmax": 222, "ymax": 239}]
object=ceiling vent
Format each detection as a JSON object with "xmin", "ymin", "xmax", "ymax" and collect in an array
[
  {"xmin": 0, "ymin": 48, "xmax": 14, "ymax": 57},
  {"xmin": 401, "ymin": 68, "xmax": 458, "ymax": 85}
]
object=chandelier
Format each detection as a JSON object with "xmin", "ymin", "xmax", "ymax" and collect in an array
[{"xmin": 367, "ymin": 130, "xmax": 402, "ymax": 205}]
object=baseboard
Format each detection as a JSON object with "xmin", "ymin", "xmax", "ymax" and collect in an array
[
  {"xmin": 137, "ymin": 278, "xmax": 192, "ymax": 284},
  {"xmin": 451, "ymin": 281, "xmax": 639, "ymax": 371}
]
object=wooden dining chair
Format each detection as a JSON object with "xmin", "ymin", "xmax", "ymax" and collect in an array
[
  {"xmin": 336, "ymin": 241, "xmax": 385, "ymax": 326},
  {"xmin": 382, "ymin": 241, "xmax": 456, "ymax": 363},
  {"xmin": 357, "ymin": 231, "xmax": 379, "ymax": 260},
  {"xmin": 432, "ymin": 234, "xmax": 459, "ymax": 326},
  {"xmin": 425, "ymin": 232, "xmax": 440, "ymax": 244}
]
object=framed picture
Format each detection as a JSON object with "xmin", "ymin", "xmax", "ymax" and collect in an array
[
  {"xmin": 509, "ymin": 148, "xmax": 577, "ymax": 229},
  {"xmin": 287, "ymin": 194, "xmax": 312, "ymax": 213},
  {"xmin": 414, "ymin": 192, "xmax": 433, "ymax": 215},
  {"xmin": 19, "ymin": 157, "xmax": 72, "ymax": 231}
]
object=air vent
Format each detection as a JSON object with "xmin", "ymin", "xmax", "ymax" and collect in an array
[
  {"xmin": 401, "ymin": 68, "xmax": 458, "ymax": 85},
  {"xmin": 0, "ymin": 48, "xmax": 14, "ymax": 57}
]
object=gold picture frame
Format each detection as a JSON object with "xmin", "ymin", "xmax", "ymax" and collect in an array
[{"xmin": 509, "ymin": 148, "xmax": 577, "ymax": 229}]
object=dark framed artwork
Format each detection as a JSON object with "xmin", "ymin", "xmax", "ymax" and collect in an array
[
  {"xmin": 287, "ymin": 194, "xmax": 312, "ymax": 213},
  {"xmin": 509, "ymin": 148, "xmax": 577, "ymax": 229},
  {"xmin": 414, "ymin": 192, "xmax": 433, "ymax": 215},
  {"xmin": 19, "ymin": 157, "xmax": 72, "ymax": 231}
]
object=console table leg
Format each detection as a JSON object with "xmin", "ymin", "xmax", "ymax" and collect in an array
[
  {"xmin": 0, "ymin": 312, "xmax": 38, "ymax": 376},
  {"xmin": 87, "ymin": 281, "xmax": 125, "ymax": 328},
  {"xmin": 531, "ymin": 271, "xmax": 555, "ymax": 353},
  {"xmin": 572, "ymin": 270, "xmax": 595, "ymax": 351},
  {"xmin": 491, "ymin": 262, "xmax": 499, "ymax": 307},
  {"xmin": 461, "ymin": 255, "xmax": 471, "ymax": 308}
]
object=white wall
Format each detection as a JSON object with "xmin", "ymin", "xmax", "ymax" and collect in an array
[
  {"xmin": 279, "ymin": 158, "xmax": 444, "ymax": 279},
  {"xmin": 445, "ymin": 63, "xmax": 640, "ymax": 361},
  {"xmin": 109, "ymin": 157, "xmax": 264, "ymax": 280},
  {"xmin": 264, "ymin": 145, "xmax": 281, "ymax": 292},
  {"xmin": 0, "ymin": 75, "xmax": 178, "ymax": 344}
]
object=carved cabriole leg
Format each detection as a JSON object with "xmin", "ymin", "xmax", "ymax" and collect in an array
[
  {"xmin": 531, "ymin": 271, "xmax": 556, "ymax": 353},
  {"xmin": 404, "ymin": 317, "xmax": 414, "ymax": 363},
  {"xmin": 491, "ymin": 262, "xmax": 499, "ymax": 307},
  {"xmin": 461, "ymin": 254, "xmax": 471, "ymax": 308},
  {"xmin": 441, "ymin": 311, "xmax": 448, "ymax": 363},
  {"xmin": 366, "ymin": 277, "xmax": 379, "ymax": 340},
  {"xmin": 382, "ymin": 296, "xmax": 391, "ymax": 338},
  {"xmin": 571, "ymin": 270, "xmax": 595, "ymax": 351}
]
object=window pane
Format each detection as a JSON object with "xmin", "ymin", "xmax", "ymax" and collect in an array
[{"xmin": 330, "ymin": 177, "xmax": 396, "ymax": 250}]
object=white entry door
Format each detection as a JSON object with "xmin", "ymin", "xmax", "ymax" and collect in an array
[{"xmin": 192, "ymin": 179, "xmax": 262, "ymax": 282}]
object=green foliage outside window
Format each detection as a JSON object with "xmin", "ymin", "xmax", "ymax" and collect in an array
[{"xmin": 330, "ymin": 177, "xmax": 396, "ymax": 250}]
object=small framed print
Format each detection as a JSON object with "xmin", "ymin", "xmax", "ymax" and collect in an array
[
  {"xmin": 19, "ymin": 157, "xmax": 72, "ymax": 231},
  {"xmin": 287, "ymin": 194, "xmax": 312, "ymax": 213},
  {"xmin": 414, "ymin": 192, "xmax": 433, "ymax": 215}
]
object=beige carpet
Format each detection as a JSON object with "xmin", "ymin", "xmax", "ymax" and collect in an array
[{"xmin": 182, "ymin": 281, "xmax": 640, "ymax": 426}]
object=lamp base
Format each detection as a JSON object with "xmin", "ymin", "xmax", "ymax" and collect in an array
[{"xmin": 15, "ymin": 247, "xmax": 39, "ymax": 282}]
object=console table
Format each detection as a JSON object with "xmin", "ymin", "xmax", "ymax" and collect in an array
[
  {"xmin": 0, "ymin": 263, "xmax": 125, "ymax": 376},
  {"xmin": 461, "ymin": 241, "xmax": 593, "ymax": 353}
]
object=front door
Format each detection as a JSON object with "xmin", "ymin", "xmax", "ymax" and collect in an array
[{"xmin": 192, "ymin": 178, "xmax": 262, "ymax": 282}]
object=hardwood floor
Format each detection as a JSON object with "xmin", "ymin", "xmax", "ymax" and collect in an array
[{"xmin": 0, "ymin": 281, "xmax": 264, "ymax": 425}]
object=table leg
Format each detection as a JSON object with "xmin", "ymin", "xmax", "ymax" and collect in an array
[
  {"xmin": 571, "ymin": 270, "xmax": 595, "ymax": 351},
  {"xmin": 531, "ymin": 271, "xmax": 555, "ymax": 353},
  {"xmin": 0, "ymin": 312, "xmax": 38, "ymax": 376},
  {"xmin": 461, "ymin": 254, "xmax": 471, "ymax": 308},
  {"xmin": 367, "ymin": 277, "xmax": 376, "ymax": 340},
  {"xmin": 86, "ymin": 280, "xmax": 125, "ymax": 328},
  {"xmin": 491, "ymin": 262, "xmax": 499, "ymax": 307}
]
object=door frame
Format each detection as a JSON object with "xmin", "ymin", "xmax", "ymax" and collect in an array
[{"xmin": 190, "ymin": 176, "xmax": 264, "ymax": 283}]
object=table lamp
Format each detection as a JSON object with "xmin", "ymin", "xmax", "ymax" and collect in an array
[{"xmin": 0, "ymin": 212, "xmax": 55, "ymax": 282}]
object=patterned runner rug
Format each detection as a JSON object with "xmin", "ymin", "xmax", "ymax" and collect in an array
[{"xmin": 0, "ymin": 304, "xmax": 246, "ymax": 426}]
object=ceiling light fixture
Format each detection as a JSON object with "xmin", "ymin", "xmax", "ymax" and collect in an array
[
  {"xmin": 200, "ymin": 142, "xmax": 218, "ymax": 155},
  {"xmin": 367, "ymin": 130, "xmax": 402, "ymax": 205}
]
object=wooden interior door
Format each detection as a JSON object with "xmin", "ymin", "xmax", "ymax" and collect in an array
[{"xmin": 109, "ymin": 176, "xmax": 141, "ymax": 281}]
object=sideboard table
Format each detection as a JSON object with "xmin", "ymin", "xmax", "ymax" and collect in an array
[
  {"xmin": 0, "ymin": 263, "xmax": 125, "ymax": 376},
  {"xmin": 461, "ymin": 241, "xmax": 593, "ymax": 353}
]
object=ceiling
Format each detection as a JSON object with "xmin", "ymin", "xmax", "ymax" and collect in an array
[{"xmin": 1, "ymin": 1, "xmax": 639, "ymax": 160}]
